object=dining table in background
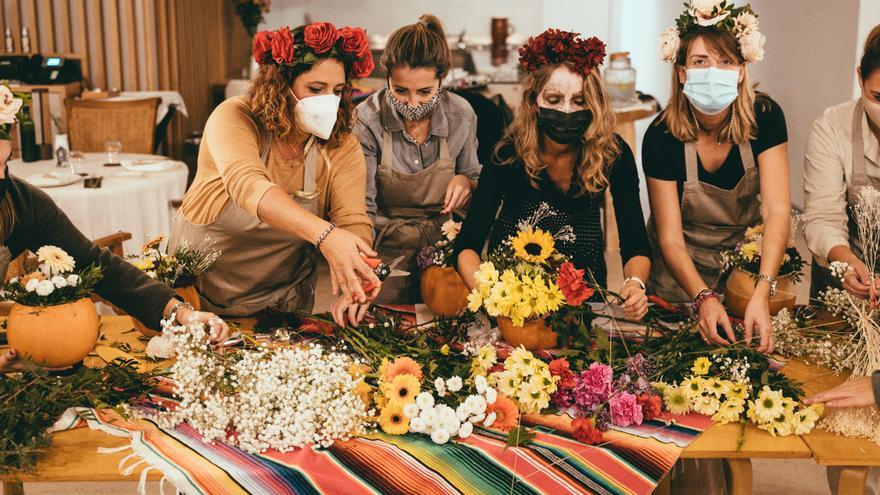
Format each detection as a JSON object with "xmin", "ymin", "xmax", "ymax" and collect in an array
[{"xmin": 8, "ymin": 153, "xmax": 188, "ymax": 254}]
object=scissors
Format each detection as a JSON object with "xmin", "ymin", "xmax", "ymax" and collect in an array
[{"xmin": 361, "ymin": 254, "xmax": 410, "ymax": 292}]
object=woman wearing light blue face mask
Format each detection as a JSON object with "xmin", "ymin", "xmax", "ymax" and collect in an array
[
  {"xmin": 643, "ymin": 2, "xmax": 790, "ymax": 355},
  {"xmin": 169, "ymin": 23, "xmax": 382, "ymax": 323}
]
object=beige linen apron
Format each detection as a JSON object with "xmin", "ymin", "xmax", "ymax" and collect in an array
[
  {"xmin": 811, "ymin": 99, "xmax": 880, "ymax": 298},
  {"xmin": 168, "ymin": 136, "xmax": 321, "ymax": 317},
  {"xmin": 373, "ymin": 130, "xmax": 454, "ymax": 303},
  {"xmin": 646, "ymin": 140, "xmax": 761, "ymax": 303}
]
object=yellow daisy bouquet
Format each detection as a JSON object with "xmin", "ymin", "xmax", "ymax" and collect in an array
[
  {"xmin": 488, "ymin": 346, "xmax": 559, "ymax": 414},
  {"xmin": 720, "ymin": 222, "xmax": 805, "ymax": 282}
]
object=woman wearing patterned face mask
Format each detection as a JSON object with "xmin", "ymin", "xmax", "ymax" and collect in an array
[
  {"xmin": 353, "ymin": 14, "xmax": 481, "ymax": 306},
  {"xmin": 804, "ymin": 24, "xmax": 880, "ymax": 301},
  {"xmin": 453, "ymin": 29, "xmax": 652, "ymax": 321},
  {"xmin": 169, "ymin": 23, "xmax": 381, "ymax": 321},
  {"xmin": 644, "ymin": 1, "xmax": 790, "ymax": 354}
]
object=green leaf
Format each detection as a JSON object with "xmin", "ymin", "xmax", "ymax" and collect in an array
[{"xmin": 504, "ymin": 426, "xmax": 536, "ymax": 449}]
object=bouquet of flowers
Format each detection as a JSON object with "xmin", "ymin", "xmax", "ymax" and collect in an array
[
  {"xmin": 128, "ymin": 235, "xmax": 220, "ymax": 289},
  {"xmin": 416, "ymin": 220, "xmax": 461, "ymax": 269},
  {"xmin": 721, "ymin": 223, "xmax": 805, "ymax": 282},
  {"xmin": 4, "ymin": 246, "xmax": 101, "ymax": 306},
  {"xmin": 0, "ymin": 81, "xmax": 29, "ymax": 140}
]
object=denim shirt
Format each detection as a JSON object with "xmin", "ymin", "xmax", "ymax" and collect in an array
[{"xmin": 354, "ymin": 89, "xmax": 482, "ymax": 220}]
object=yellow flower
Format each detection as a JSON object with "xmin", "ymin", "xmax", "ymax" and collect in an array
[
  {"xmin": 381, "ymin": 373, "xmax": 420, "ymax": 406},
  {"xmin": 793, "ymin": 405, "xmax": 822, "ymax": 435},
  {"xmin": 705, "ymin": 378, "xmax": 728, "ymax": 398},
  {"xmin": 752, "ymin": 386, "xmax": 785, "ymax": 423},
  {"xmin": 712, "ymin": 400, "xmax": 745, "ymax": 424},
  {"xmin": 36, "ymin": 245, "xmax": 75, "ymax": 274},
  {"xmin": 727, "ymin": 382, "xmax": 749, "ymax": 401},
  {"xmin": 681, "ymin": 377, "xmax": 705, "ymax": 399},
  {"xmin": 440, "ymin": 344, "xmax": 450, "ymax": 355},
  {"xmin": 663, "ymin": 385, "xmax": 690, "ymax": 415},
  {"xmin": 471, "ymin": 345, "xmax": 497, "ymax": 376},
  {"xmin": 740, "ymin": 241, "xmax": 760, "ymax": 262},
  {"xmin": 467, "ymin": 289, "xmax": 483, "ymax": 312},
  {"xmin": 691, "ymin": 357, "xmax": 711, "ymax": 376},
  {"xmin": 511, "ymin": 228, "xmax": 555, "ymax": 263},
  {"xmin": 692, "ymin": 394, "xmax": 721, "ymax": 416},
  {"xmin": 491, "ymin": 370, "xmax": 520, "ymax": 397},
  {"xmin": 378, "ymin": 403, "xmax": 410, "ymax": 435},
  {"xmin": 744, "ymin": 224, "xmax": 764, "ymax": 239},
  {"xmin": 544, "ymin": 284, "xmax": 565, "ymax": 312}
]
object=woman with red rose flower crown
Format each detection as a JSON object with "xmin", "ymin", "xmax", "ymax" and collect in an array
[
  {"xmin": 169, "ymin": 22, "xmax": 380, "ymax": 323},
  {"xmin": 348, "ymin": 14, "xmax": 481, "ymax": 309},
  {"xmin": 452, "ymin": 29, "xmax": 652, "ymax": 321}
]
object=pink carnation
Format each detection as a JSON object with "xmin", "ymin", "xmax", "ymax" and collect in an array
[
  {"xmin": 609, "ymin": 392, "xmax": 644, "ymax": 427},
  {"xmin": 573, "ymin": 363, "xmax": 613, "ymax": 409}
]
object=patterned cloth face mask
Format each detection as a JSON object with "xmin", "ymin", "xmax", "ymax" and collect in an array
[{"xmin": 386, "ymin": 85, "xmax": 444, "ymax": 122}]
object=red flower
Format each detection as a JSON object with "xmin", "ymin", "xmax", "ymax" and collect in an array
[
  {"xmin": 637, "ymin": 393, "xmax": 663, "ymax": 420},
  {"xmin": 548, "ymin": 358, "xmax": 576, "ymax": 390},
  {"xmin": 303, "ymin": 22, "xmax": 339, "ymax": 54},
  {"xmin": 571, "ymin": 417, "xmax": 602, "ymax": 445},
  {"xmin": 518, "ymin": 29, "xmax": 606, "ymax": 75},
  {"xmin": 270, "ymin": 27, "xmax": 295, "ymax": 64},
  {"xmin": 338, "ymin": 26, "xmax": 370, "ymax": 58},
  {"xmin": 252, "ymin": 30, "xmax": 274, "ymax": 65},
  {"xmin": 556, "ymin": 262, "xmax": 594, "ymax": 306},
  {"xmin": 351, "ymin": 50, "xmax": 375, "ymax": 78}
]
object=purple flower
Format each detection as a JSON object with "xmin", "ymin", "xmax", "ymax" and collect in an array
[
  {"xmin": 417, "ymin": 246, "xmax": 438, "ymax": 269},
  {"xmin": 552, "ymin": 388, "xmax": 575, "ymax": 409},
  {"xmin": 573, "ymin": 363, "xmax": 613, "ymax": 409},
  {"xmin": 592, "ymin": 406, "xmax": 612, "ymax": 431},
  {"xmin": 609, "ymin": 392, "xmax": 644, "ymax": 427}
]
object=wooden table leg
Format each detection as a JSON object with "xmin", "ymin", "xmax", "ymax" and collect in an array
[
  {"xmin": 725, "ymin": 458, "xmax": 753, "ymax": 495},
  {"xmin": 653, "ymin": 472, "xmax": 671, "ymax": 495},
  {"xmin": 837, "ymin": 466, "xmax": 869, "ymax": 495},
  {"xmin": 2, "ymin": 480, "xmax": 25, "ymax": 495}
]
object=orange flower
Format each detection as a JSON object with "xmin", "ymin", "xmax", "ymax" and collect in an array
[
  {"xmin": 19, "ymin": 271, "xmax": 45, "ymax": 286},
  {"xmin": 384, "ymin": 356, "xmax": 423, "ymax": 382},
  {"xmin": 142, "ymin": 235, "xmax": 164, "ymax": 253},
  {"xmin": 485, "ymin": 394, "xmax": 520, "ymax": 431}
]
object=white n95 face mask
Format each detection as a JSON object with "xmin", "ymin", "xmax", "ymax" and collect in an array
[{"xmin": 292, "ymin": 92, "xmax": 341, "ymax": 140}]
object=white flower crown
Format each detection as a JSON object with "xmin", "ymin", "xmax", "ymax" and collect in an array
[{"xmin": 658, "ymin": 0, "xmax": 765, "ymax": 64}]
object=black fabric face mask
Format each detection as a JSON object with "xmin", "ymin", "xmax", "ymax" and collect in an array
[{"xmin": 536, "ymin": 107, "xmax": 593, "ymax": 144}]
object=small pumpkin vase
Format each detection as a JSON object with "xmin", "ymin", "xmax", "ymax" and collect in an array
[
  {"xmin": 420, "ymin": 266, "xmax": 470, "ymax": 317},
  {"xmin": 133, "ymin": 285, "xmax": 202, "ymax": 337},
  {"xmin": 497, "ymin": 316, "xmax": 558, "ymax": 351},
  {"xmin": 725, "ymin": 268, "xmax": 797, "ymax": 319},
  {"xmin": 7, "ymin": 298, "xmax": 100, "ymax": 368}
]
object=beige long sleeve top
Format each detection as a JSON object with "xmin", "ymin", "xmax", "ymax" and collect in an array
[
  {"xmin": 804, "ymin": 98, "xmax": 880, "ymax": 265},
  {"xmin": 179, "ymin": 96, "xmax": 372, "ymax": 243}
]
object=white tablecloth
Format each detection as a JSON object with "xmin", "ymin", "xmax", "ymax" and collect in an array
[
  {"xmin": 103, "ymin": 91, "xmax": 188, "ymax": 123},
  {"xmin": 9, "ymin": 153, "xmax": 188, "ymax": 254}
]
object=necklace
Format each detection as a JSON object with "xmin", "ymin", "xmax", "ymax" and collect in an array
[{"xmin": 690, "ymin": 103, "xmax": 734, "ymax": 145}]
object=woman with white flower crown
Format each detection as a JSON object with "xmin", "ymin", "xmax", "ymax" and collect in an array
[
  {"xmin": 804, "ymin": 24, "xmax": 880, "ymax": 301},
  {"xmin": 644, "ymin": 0, "xmax": 789, "ymax": 354},
  {"xmin": 353, "ymin": 14, "xmax": 481, "ymax": 305},
  {"xmin": 0, "ymin": 137, "xmax": 229, "ymax": 373}
]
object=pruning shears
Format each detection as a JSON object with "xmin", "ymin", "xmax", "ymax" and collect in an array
[{"xmin": 361, "ymin": 255, "xmax": 409, "ymax": 292}]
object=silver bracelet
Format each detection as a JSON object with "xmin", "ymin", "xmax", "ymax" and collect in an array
[
  {"xmin": 315, "ymin": 223, "xmax": 336, "ymax": 249},
  {"xmin": 168, "ymin": 300, "xmax": 194, "ymax": 324},
  {"xmin": 755, "ymin": 273, "xmax": 778, "ymax": 296}
]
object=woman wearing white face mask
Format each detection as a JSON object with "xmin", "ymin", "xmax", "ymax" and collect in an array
[
  {"xmin": 169, "ymin": 23, "xmax": 381, "ymax": 319},
  {"xmin": 804, "ymin": 25, "xmax": 880, "ymax": 301},
  {"xmin": 644, "ymin": 1, "xmax": 790, "ymax": 354},
  {"xmin": 351, "ymin": 14, "xmax": 481, "ymax": 306}
]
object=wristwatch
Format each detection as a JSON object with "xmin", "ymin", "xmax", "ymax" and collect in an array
[{"xmin": 755, "ymin": 274, "xmax": 777, "ymax": 296}]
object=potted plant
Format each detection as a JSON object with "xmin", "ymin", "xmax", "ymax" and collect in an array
[
  {"xmin": 127, "ymin": 236, "xmax": 220, "ymax": 335},
  {"xmin": 4, "ymin": 246, "xmax": 103, "ymax": 368},
  {"xmin": 721, "ymin": 223, "xmax": 805, "ymax": 318},
  {"xmin": 417, "ymin": 220, "xmax": 470, "ymax": 316}
]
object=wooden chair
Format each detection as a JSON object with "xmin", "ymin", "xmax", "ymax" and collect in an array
[
  {"xmin": 4, "ymin": 231, "xmax": 133, "ymax": 282},
  {"xmin": 68, "ymin": 98, "xmax": 160, "ymax": 154}
]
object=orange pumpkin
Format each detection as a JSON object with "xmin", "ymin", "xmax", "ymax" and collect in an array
[
  {"xmin": 724, "ymin": 268, "xmax": 796, "ymax": 319},
  {"xmin": 7, "ymin": 298, "xmax": 100, "ymax": 368},
  {"xmin": 420, "ymin": 266, "xmax": 470, "ymax": 317},
  {"xmin": 134, "ymin": 285, "xmax": 202, "ymax": 337},
  {"xmin": 497, "ymin": 316, "xmax": 558, "ymax": 351}
]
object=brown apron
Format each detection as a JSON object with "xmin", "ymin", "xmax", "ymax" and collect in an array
[
  {"xmin": 373, "ymin": 129, "xmax": 454, "ymax": 303},
  {"xmin": 646, "ymin": 140, "xmax": 761, "ymax": 303},
  {"xmin": 168, "ymin": 136, "xmax": 321, "ymax": 317},
  {"xmin": 811, "ymin": 99, "xmax": 880, "ymax": 298}
]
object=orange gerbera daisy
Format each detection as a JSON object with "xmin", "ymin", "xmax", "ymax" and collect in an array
[
  {"xmin": 378, "ymin": 403, "xmax": 410, "ymax": 435},
  {"xmin": 485, "ymin": 393, "xmax": 520, "ymax": 431},
  {"xmin": 381, "ymin": 373, "xmax": 420, "ymax": 406},
  {"xmin": 384, "ymin": 356, "xmax": 423, "ymax": 382}
]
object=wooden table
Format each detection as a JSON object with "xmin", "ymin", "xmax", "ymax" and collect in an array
[{"xmin": 3, "ymin": 316, "xmax": 879, "ymax": 495}]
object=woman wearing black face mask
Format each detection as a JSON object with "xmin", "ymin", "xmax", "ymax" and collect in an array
[
  {"xmin": 453, "ymin": 30, "xmax": 652, "ymax": 320},
  {"xmin": 353, "ymin": 14, "xmax": 481, "ymax": 308}
]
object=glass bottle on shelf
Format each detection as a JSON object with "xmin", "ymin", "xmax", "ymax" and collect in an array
[
  {"xmin": 604, "ymin": 52, "xmax": 637, "ymax": 106},
  {"xmin": 19, "ymin": 105, "xmax": 37, "ymax": 163}
]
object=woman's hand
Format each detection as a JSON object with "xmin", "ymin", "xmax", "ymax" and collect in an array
[
  {"xmin": 319, "ymin": 228, "xmax": 381, "ymax": 304},
  {"xmin": 805, "ymin": 376, "xmax": 875, "ymax": 408},
  {"xmin": 744, "ymin": 287, "xmax": 774, "ymax": 353},
  {"xmin": 441, "ymin": 175, "xmax": 473, "ymax": 214},
  {"xmin": 330, "ymin": 297, "xmax": 370, "ymax": 328},
  {"xmin": 619, "ymin": 280, "xmax": 648, "ymax": 320},
  {"xmin": 697, "ymin": 297, "xmax": 735, "ymax": 346},
  {"xmin": 0, "ymin": 348, "xmax": 22, "ymax": 373},
  {"xmin": 843, "ymin": 259, "xmax": 879, "ymax": 300},
  {"xmin": 176, "ymin": 307, "xmax": 230, "ymax": 345}
]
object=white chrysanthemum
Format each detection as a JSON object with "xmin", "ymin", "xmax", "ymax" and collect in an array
[
  {"xmin": 752, "ymin": 386, "xmax": 785, "ymax": 423},
  {"xmin": 458, "ymin": 421, "xmax": 473, "ymax": 439},
  {"xmin": 410, "ymin": 416, "xmax": 427, "ymax": 433},
  {"xmin": 734, "ymin": 11, "xmax": 758, "ymax": 36},
  {"xmin": 415, "ymin": 392, "xmax": 434, "ymax": 411},
  {"xmin": 36, "ymin": 245, "xmax": 75, "ymax": 274},
  {"xmin": 484, "ymin": 412, "xmax": 497, "ymax": 428},
  {"xmin": 484, "ymin": 387, "xmax": 497, "ymax": 405},
  {"xmin": 431, "ymin": 428, "xmax": 450, "ymax": 444},
  {"xmin": 403, "ymin": 403, "xmax": 420, "ymax": 419},
  {"xmin": 50, "ymin": 275, "xmax": 68, "ymax": 288},
  {"xmin": 35, "ymin": 280, "xmax": 55, "ymax": 296},
  {"xmin": 434, "ymin": 377, "xmax": 447, "ymax": 396},
  {"xmin": 446, "ymin": 376, "xmax": 463, "ymax": 393},
  {"xmin": 25, "ymin": 278, "xmax": 39, "ymax": 292},
  {"xmin": 66, "ymin": 274, "xmax": 80, "ymax": 287}
]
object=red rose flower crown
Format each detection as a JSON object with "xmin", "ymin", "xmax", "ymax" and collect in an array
[
  {"xmin": 252, "ymin": 22, "xmax": 375, "ymax": 79},
  {"xmin": 518, "ymin": 29, "xmax": 606, "ymax": 76}
]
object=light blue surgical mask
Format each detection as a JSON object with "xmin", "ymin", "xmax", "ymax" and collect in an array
[{"xmin": 682, "ymin": 67, "xmax": 740, "ymax": 116}]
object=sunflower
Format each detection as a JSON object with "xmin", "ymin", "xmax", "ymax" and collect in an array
[
  {"xmin": 36, "ymin": 245, "xmax": 75, "ymax": 274},
  {"xmin": 382, "ymin": 373, "xmax": 420, "ymax": 406},
  {"xmin": 384, "ymin": 357, "xmax": 423, "ymax": 382},
  {"xmin": 511, "ymin": 228, "xmax": 555, "ymax": 263},
  {"xmin": 378, "ymin": 404, "xmax": 410, "ymax": 435},
  {"xmin": 485, "ymin": 393, "xmax": 520, "ymax": 431}
]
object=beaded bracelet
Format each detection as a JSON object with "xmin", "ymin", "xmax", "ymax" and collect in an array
[
  {"xmin": 315, "ymin": 223, "xmax": 337, "ymax": 249},
  {"xmin": 692, "ymin": 288, "xmax": 720, "ymax": 317}
]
